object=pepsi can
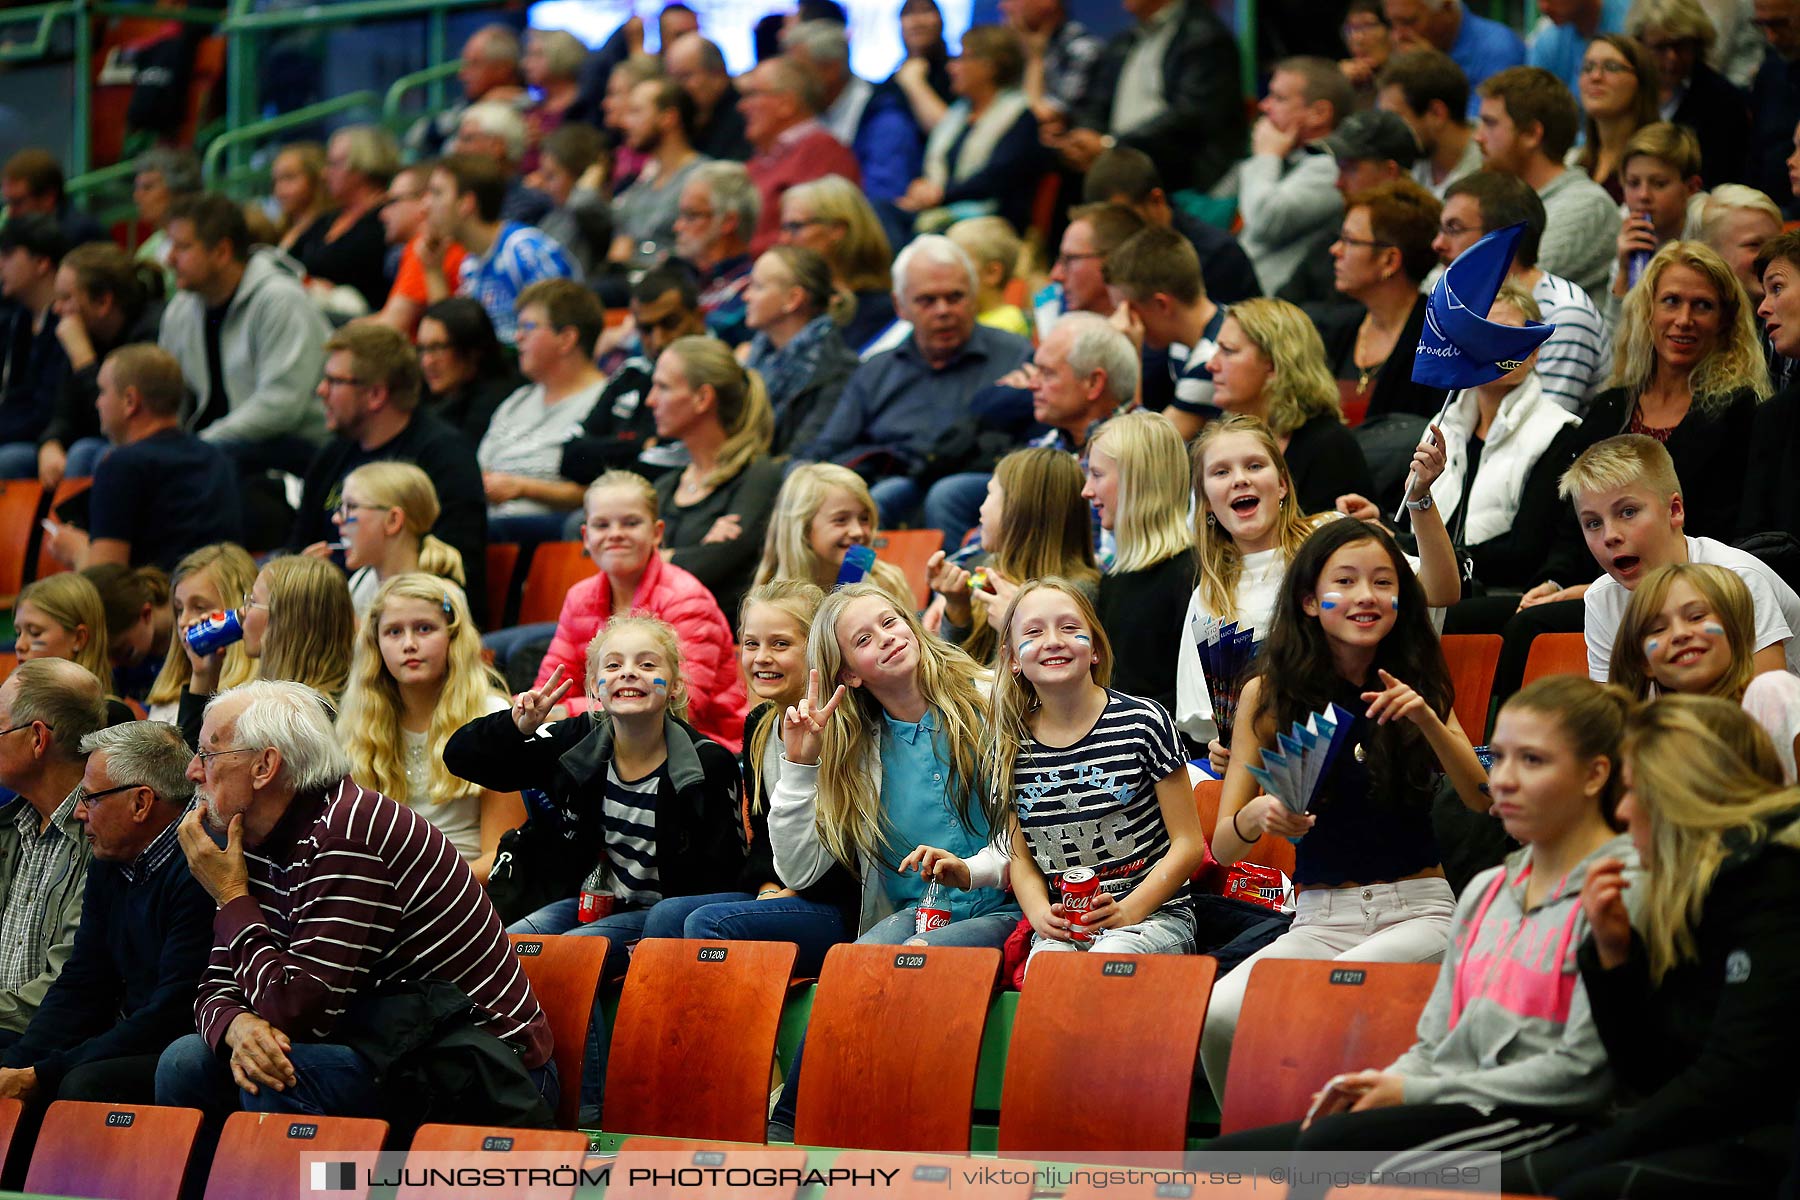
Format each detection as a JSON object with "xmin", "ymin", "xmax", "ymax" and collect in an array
[{"xmin": 184, "ymin": 609, "xmax": 244, "ymax": 656}]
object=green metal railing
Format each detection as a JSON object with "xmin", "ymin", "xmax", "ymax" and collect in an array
[
  {"xmin": 383, "ymin": 58, "xmax": 459, "ymax": 131},
  {"xmin": 0, "ymin": 0, "xmax": 90, "ymax": 174},
  {"xmin": 202, "ymin": 89, "xmax": 378, "ymax": 184}
]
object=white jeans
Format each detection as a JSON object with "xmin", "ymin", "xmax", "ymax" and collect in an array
[
  {"xmin": 1026, "ymin": 905, "xmax": 1196, "ymax": 970},
  {"xmin": 1199, "ymin": 875, "xmax": 1456, "ymax": 1105}
]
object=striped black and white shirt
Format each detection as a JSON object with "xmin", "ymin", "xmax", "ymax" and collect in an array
[
  {"xmin": 1532, "ymin": 272, "xmax": 1611, "ymax": 417},
  {"xmin": 196, "ymin": 779, "xmax": 551, "ymax": 1067},
  {"xmin": 602, "ymin": 762, "xmax": 665, "ymax": 905},
  {"xmin": 1012, "ymin": 690, "xmax": 1188, "ymax": 905}
]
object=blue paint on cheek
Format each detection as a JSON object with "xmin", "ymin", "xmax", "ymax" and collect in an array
[
  {"xmin": 1391, "ymin": 596, "xmax": 1400, "ymax": 612},
  {"xmin": 1646, "ymin": 639, "xmax": 1660, "ymax": 654},
  {"xmin": 1703, "ymin": 623, "xmax": 1726, "ymax": 637},
  {"xmin": 1320, "ymin": 591, "xmax": 1342, "ymax": 610},
  {"xmin": 652, "ymin": 677, "xmax": 668, "ymax": 692},
  {"xmin": 1073, "ymin": 634, "xmax": 1091, "ymax": 645},
  {"xmin": 1017, "ymin": 640, "xmax": 1036, "ymax": 661}
]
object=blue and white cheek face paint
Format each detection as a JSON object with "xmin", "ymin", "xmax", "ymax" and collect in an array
[
  {"xmin": 1645, "ymin": 638, "xmax": 1660, "ymax": 657},
  {"xmin": 1391, "ymin": 596, "xmax": 1400, "ymax": 612},
  {"xmin": 1320, "ymin": 591, "xmax": 1344, "ymax": 611},
  {"xmin": 1702, "ymin": 623, "xmax": 1726, "ymax": 637},
  {"xmin": 651, "ymin": 677, "xmax": 668, "ymax": 695}
]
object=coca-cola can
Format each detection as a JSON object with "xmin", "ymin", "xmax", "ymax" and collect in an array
[
  {"xmin": 914, "ymin": 901, "xmax": 950, "ymax": 935},
  {"xmin": 1060, "ymin": 867, "xmax": 1100, "ymax": 941},
  {"xmin": 577, "ymin": 889, "xmax": 615, "ymax": 923},
  {"xmin": 184, "ymin": 609, "xmax": 244, "ymax": 656}
]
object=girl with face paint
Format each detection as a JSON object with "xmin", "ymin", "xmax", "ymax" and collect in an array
[
  {"xmin": 1198, "ymin": 517, "xmax": 1490, "ymax": 1106},
  {"xmin": 444, "ymin": 613, "xmax": 747, "ymax": 1123},
  {"xmin": 985, "ymin": 579, "xmax": 1206, "ymax": 964},
  {"xmin": 1609, "ymin": 562, "xmax": 1800, "ymax": 781}
]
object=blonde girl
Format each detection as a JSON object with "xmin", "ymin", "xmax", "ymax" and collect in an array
[
  {"xmin": 447, "ymin": 613, "xmax": 746, "ymax": 1119},
  {"xmin": 332, "ymin": 461, "xmax": 466, "ymax": 618},
  {"xmin": 638, "ymin": 581, "xmax": 854, "ymax": 974},
  {"xmin": 988, "ymin": 577, "xmax": 1205, "ymax": 961},
  {"xmin": 147, "ymin": 543, "xmax": 257, "ymax": 723},
  {"xmin": 1516, "ymin": 695, "xmax": 1800, "ymax": 1197},
  {"xmin": 926, "ymin": 446, "xmax": 1097, "ymax": 664},
  {"xmin": 533, "ymin": 470, "xmax": 747, "ymax": 750},
  {"xmin": 15, "ymin": 573, "xmax": 112, "ymax": 685},
  {"xmin": 1081, "ymin": 410, "xmax": 1197, "ymax": 713},
  {"xmin": 753, "ymin": 463, "xmax": 913, "ymax": 609},
  {"xmin": 1608, "ymin": 562, "xmax": 1800, "ymax": 780},
  {"xmin": 181, "ymin": 555, "xmax": 356, "ymax": 742},
  {"xmin": 340, "ymin": 575, "xmax": 524, "ymax": 879},
  {"xmin": 764, "ymin": 581, "xmax": 1019, "ymax": 1137}
]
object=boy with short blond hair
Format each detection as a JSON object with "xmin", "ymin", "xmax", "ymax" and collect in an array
[{"xmin": 1559, "ymin": 434, "xmax": 1800, "ymax": 681}]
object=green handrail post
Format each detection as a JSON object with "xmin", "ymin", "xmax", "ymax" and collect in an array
[
  {"xmin": 1236, "ymin": 0, "xmax": 1256, "ymax": 100},
  {"xmin": 383, "ymin": 59, "xmax": 459, "ymax": 133},
  {"xmin": 427, "ymin": 4, "xmax": 446, "ymax": 113},
  {"xmin": 0, "ymin": 2, "xmax": 73, "ymax": 65},
  {"xmin": 72, "ymin": 0, "xmax": 89, "ymax": 178},
  {"xmin": 202, "ymin": 90, "xmax": 380, "ymax": 188}
]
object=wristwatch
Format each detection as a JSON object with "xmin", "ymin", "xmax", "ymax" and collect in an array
[{"xmin": 1405, "ymin": 494, "xmax": 1434, "ymax": 512}]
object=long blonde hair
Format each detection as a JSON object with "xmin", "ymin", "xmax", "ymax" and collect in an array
[
  {"xmin": 1608, "ymin": 240, "xmax": 1770, "ymax": 410},
  {"xmin": 342, "ymin": 462, "xmax": 465, "ymax": 586},
  {"xmin": 964, "ymin": 448, "xmax": 1096, "ymax": 664},
  {"xmin": 753, "ymin": 463, "xmax": 912, "ymax": 607},
  {"xmin": 784, "ymin": 175, "xmax": 892, "ymax": 293},
  {"xmin": 1623, "ymin": 695, "xmax": 1800, "ymax": 981},
  {"xmin": 1089, "ymin": 410, "xmax": 1191, "ymax": 574},
  {"xmin": 15, "ymin": 574, "xmax": 111, "ymax": 685},
  {"xmin": 1191, "ymin": 415, "xmax": 1324, "ymax": 622},
  {"xmin": 1224, "ymin": 298, "xmax": 1344, "ymax": 436},
  {"xmin": 983, "ymin": 577, "xmax": 1113, "ymax": 837},
  {"xmin": 809, "ymin": 582, "xmax": 988, "ymax": 869},
  {"xmin": 148, "ymin": 544, "xmax": 258, "ymax": 707},
  {"xmin": 586, "ymin": 614, "xmax": 691, "ymax": 723},
  {"xmin": 257, "ymin": 555, "xmax": 356, "ymax": 700},
  {"xmin": 1610, "ymin": 563, "xmax": 1757, "ymax": 702},
  {"xmin": 662, "ymin": 336, "xmax": 774, "ymax": 489},
  {"xmin": 740, "ymin": 579, "xmax": 826, "ymax": 814},
  {"xmin": 339, "ymin": 575, "xmax": 506, "ymax": 804}
]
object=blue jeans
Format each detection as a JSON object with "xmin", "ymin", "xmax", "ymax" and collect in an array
[
  {"xmin": 0, "ymin": 441, "xmax": 37, "ymax": 480},
  {"xmin": 769, "ymin": 902, "xmax": 1020, "ymax": 1134},
  {"xmin": 64, "ymin": 436, "xmax": 107, "ymax": 479},
  {"xmin": 921, "ymin": 472, "xmax": 991, "ymax": 552},
  {"xmin": 482, "ymin": 621, "xmax": 558, "ymax": 677},
  {"xmin": 868, "ymin": 476, "xmax": 923, "ymax": 529},
  {"xmin": 155, "ymin": 1032, "xmax": 381, "ymax": 1120},
  {"xmin": 643, "ymin": 891, "xmax": 849, "ymax": 978},
  {"xmin": 508, "ymin": 898, "xmax": 651, "ymax": 1116}
]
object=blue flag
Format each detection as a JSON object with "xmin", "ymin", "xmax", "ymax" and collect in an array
[{"xmin": 1412, "ymin": 222, "xmax": 1557, "ymax": 389}]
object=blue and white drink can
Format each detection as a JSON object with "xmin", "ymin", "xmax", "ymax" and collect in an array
[{"xmin": 184, "ymin": 609, "xmax": 244, "ymax": 656}]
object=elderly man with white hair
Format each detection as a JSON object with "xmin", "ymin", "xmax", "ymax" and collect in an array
[
  {"xmin": 675, "ymin": 161, "xmax": 760, "ymax": 345},
  {"xmin": 793, "ymin": 233, "xmax": 1031, "ymax": 525},
  {"xmin": 155, "ymin": 680, "xmax": 552, "ymax": 1133}
]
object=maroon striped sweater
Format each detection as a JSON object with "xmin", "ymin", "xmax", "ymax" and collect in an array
[{"xmin": 195, "ymin": 778, "xmax": 551, "ymax": 1068}]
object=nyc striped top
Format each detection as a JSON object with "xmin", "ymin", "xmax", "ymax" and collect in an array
[
  {"xmin": 1013, "ymin": 690, "xmax": 1189, "ymax": 906},
  {"xmin": 195, "ymin": 779, "xmax": 551, "ymax": 1068}
]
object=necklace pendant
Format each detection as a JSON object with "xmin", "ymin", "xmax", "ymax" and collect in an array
[{"xmin": 1353, "ymin": 742, "xmax": 1366, "ymax": 763}]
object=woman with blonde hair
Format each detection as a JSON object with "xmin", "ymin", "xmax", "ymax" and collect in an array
[
  {"xmin": 15, "ymin": 574, "xmax": 134, "ymax": 724},
  {"xmin": 929, "ymin": 446, "xmax": 1097, "ymax": 665},
  {"xmin": 647, "ymin": 335, "xmax": 781, "ymax": 621},
  {"xmin": 341, "ymin": 575, "xmax": 523, "ymax": 879},
  {"xmin": 780, "ymin": 176, "xmax": 896, "ymax": 351},
  {"xmin": 1512, "ymin": 695, "xmax": 1800, "ymax": 1197},
  {"xmin": 331, "ymin": 461, "xmax": 465, "ymax": 619},
  {"xmin": 753, "ymin": 463, "xmax": 913, "ymax": 610},
  {"xmin": 1081, "ymin": 410, "xmax": 1197, "ymax": 714},
  {"xmin": 1208, "ymin": 297, "xmax": 1374, "ymax": 514},
  {"xmin": 290, "ymin": 124, "xmax": 398, "ymax": 311},
  {"xmin": 1686, "ymin": 184, "xmax": 1782, "ymax": 301},
  {"xmin": 1608, "ymin": 563, "xmax": 1800, "ymax": 779},
  {"xmin": 742, "ymin": 246, "xmax": 860, "ymax": 456},
  {"xmin": 271, "ymin": 141, "xmax": 327, "ymax": 252},
  {"xmin": 180, "ymin": 555, "xmax": 356, "ymax": 741},
  {"xmin": 146, "ymin": 543, "xmax": 257, "ymax": 723},
  {"xmin": 1587, "ymin": 240, "xmax": 1768, "ymax": 539}
]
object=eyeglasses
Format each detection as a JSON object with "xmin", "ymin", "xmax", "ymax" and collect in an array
[
  {"xmin": 675, "ymin": 208, "xmax": 715, "ymax": 223},
  {"xmin": 1579, "ymin": 59, "xmax": 1636, "ymax": 76},
  {"xmin": 1055, "ymin": 251, "xmax": 1103, "ymax": 268},
  {"xmin": 1438, "ymin": 220, "xmax": 1479, "ymax": 238},
  {"xmin": 320, "ymin": 373, "xmax": 366, "ymax": 390},
  {"xmin": 241, "ymin": 592, "xmax": 268, "ymax": 611},
  {"xmin": 0, "ymin": 721, "xmax": 36, "ymax": 738},
  {"xmin": 415, "ymin": 342, "xmax": 453, "ymax": 355},
  {"xmin": 1336, "ymin": 233, "xmax": 1392, "ymax": 250},
  {"xmin": 778, "ymin": 218, "xmax": 834, "ymax": 236},
  {"xmin": 335, "ymin": 501, "xmax": 383, "ymax": 520},
  {"xmin": 73, "ymin": 782, "xmax": 141, "ymax": 807},
  {"xmin": 194, "ymin": 746, "xmax": 260, "ymax": 767}
]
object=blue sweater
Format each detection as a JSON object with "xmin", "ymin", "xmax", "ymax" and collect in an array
[{"xmin": 1, "ymin": 817, "xmax": 213, "ymax": 1091}]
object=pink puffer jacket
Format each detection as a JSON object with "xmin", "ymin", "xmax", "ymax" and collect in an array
[{"xmin": 533, "ymin": 554, "xmax": 749, "ymax": 752}]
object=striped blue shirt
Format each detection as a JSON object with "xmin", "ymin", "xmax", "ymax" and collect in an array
[
  {"xmin": 603, "ymin": 761, "xmax": 665, "ymax": 904},
  {"xmin": 459, "ymin": 222, "xmax": 574, "ymax": 344},
  {"xmin": 1532, "ymin": 272, "xmax": 1611, "ymax": 416}
]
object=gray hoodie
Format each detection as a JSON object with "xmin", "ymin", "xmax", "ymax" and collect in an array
[
  {"xmin": 1387, "ymin": 834, "xmax": 1643, "ymax": 1115},
  {"xmin": 158, "ymin": 246, "xmax": 330, "ymax": 447}
]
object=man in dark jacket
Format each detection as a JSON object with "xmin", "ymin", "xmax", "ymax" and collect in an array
[
  {"xmin": 0, "ymin": 722, "xmax": 211, "ymax": 1105},
  {"xmin": 1052, "ymin": 0, "xmax": 1248, "ymax": 192},
  {"xmin": 0, "ymin": 215, "xmax": 69, "ymax": 479}
]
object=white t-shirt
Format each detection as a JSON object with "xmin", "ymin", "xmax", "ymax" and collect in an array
[
  {"xmin": 476, "ymin": 379, "xmax": 605, "ymax": 517},
  {"xmin": 1742, "ymin": 671, "xmax": 1800, "ymax": 784},
  {"xmin": 1175, "ymin": 547, "xmax": 1287, "ymax": 744},
  {"xmin": 401, "ymin": 693, "xmax": 510, "ymax": 862},
  {"xmin": 1585, "ymin": 536, "xmax": 1800, "ymax": 682}
]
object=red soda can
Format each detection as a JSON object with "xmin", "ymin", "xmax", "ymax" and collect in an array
[
  {"xmin": 1060, "ymin": 867, "xmax": 1100, "ymax": 941},
  {"xmin": 578, "ymin": 889, "xmax": 615, "ymax": 923},
  {"xmin": 915, "ymin": 880, "xmax": 950, "ymax": 935}
]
